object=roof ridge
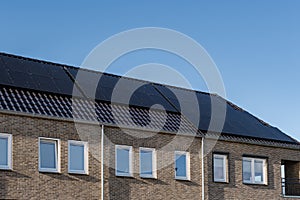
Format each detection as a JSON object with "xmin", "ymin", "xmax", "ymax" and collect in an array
[{"xmin": 0, "ymin": 51, "xmax": 76, "ymax": 70}]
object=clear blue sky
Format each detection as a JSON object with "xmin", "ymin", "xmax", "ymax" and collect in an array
[{"xmin": 1, "ymin": 1, "xmax": 299, "ymax": 141}]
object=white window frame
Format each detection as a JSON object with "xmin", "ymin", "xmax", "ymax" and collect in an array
[
  {"xmin": 242, "ymin": 157, "xmax": 267, "ymax": 185},
  {"xmin": 174, "ymin": 151, "xmax": 190, "ymax": 180},
  {"xmin": 115, "ymin": 145, "xmax": 133, "ymax": 177},
  {"xmin": 68, "ymin": 140, "xmax": 89, "ymax": 175},
  {"xmin": 0, "ymin": 133, "xmax": 12, "ymax": 170},
  {"xmin": 39, "ymin": 137, "xmax": 61, "ymax": 173},
  {"xmin": 213, "ymin": 154, "xmax": 228, "ymax": 183},
  {"xmin": 139, "ymin": 147, "xmax": 157, "ymax": 179}
]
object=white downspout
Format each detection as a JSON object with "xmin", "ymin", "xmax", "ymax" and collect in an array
[
  {"xmin": 101, "ymin": 125, "xmax": 104, "ymax": 200},
  {"xmin": 201, "ymin": 137, "xmax": 205, "ymax": 200}
]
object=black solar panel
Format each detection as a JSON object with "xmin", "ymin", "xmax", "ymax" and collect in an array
[
  {"xmin": 65, "ymin": 67, "xmax": 178, "ymax": 112},
  {"xmin": 220, "ymin": 99, "xmax": 297, "ymax": 142},
  {"xmin": 0, "ymin": 53, "xmax": 77, "ymax": 96},
  {"xmin": 153, "ymin": 84, "xmax": 201, "ymax": 126},
  {"xmin": 154, "ymin": 84, "xmax": 297, "ymax": 143}
]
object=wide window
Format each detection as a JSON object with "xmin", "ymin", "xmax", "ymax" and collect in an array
[
  {"xmin": 68, "ymin": 140, "xmax": 88, "ymax": 174},
  {"xmin": 243, "ymin": 157, "xmax": 267, "ymax": 184},
  {"xmin": 0, "ymin": 133, "xmax": 12, "ymax": 170},
  {"xmin": 115, "ymin": 145, "xmax": 133, "ymax": 177},
  {"xmin": 39, "ymin": 138, "xmax": 60, "ymax": 173},
  {"xmin": 139, "ymin": 148, "xmax": 156, "ymax": 178},
  {"xmin": 213, "ymin": 154, "xmax": 228, "ymax": 182},
  {"xmin": 175, "ymin": 151, "xmax": 190, "ymax": 180}
]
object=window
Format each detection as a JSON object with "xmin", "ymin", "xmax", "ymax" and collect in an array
[
  {"xmin": 0, "ymin": 133, "xmax": 12, "ymax": 170},
  {"xmin": 39, "ymin": 138, "xmax": 60, "ymax": 173},
  {"xmin": 243, "ymin": 157, "xmax": 267, "ymax": 184},
  {"xmin": 175, "ymin": 151, "xmax": 190, "ymax": 180},
  {"xmin": 68, "ymin": 140, "xmax": 88, "ymax": 174},
  {"xmin": 115, "ymin": 145, "xmax": 133, "ymax": 177},
  {"xmin": 213, "ymin": 154, "xmax": 228, "ymax": 182},
  {"xmin": 139, "ymin": 148, "xmax": 156, "ymax": 178}
]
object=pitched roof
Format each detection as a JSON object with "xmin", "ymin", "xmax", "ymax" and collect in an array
[{"xmin": 0, "ymin": 52, "xmax": 298, "ymax": 145}]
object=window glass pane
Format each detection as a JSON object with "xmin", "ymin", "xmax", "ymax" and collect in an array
[
  {"xmin": 0, "ymin": 138, "xmax": 8, "ymax": 166},
  {"xmin": 243, "ymin": 160, "xmax": 252, "ymax": 182},
  {"xmin": 40, "ymin": 141, "xmax": 56, "ymax": 169},
  {"xmin": 140, "ymin": 150, "xmax": 153, "ymax": 175},
  {"xmin": 254, "ymin": 160, "xmax": 263, "ymax": 182},
  {"xmin": 70, "ymin": 144, "xmax": 84, "ymax": 171},
  {"xmin": 116, "ymin": 148, "xmax": 130, "ymax": 174},
  {"xmin": 214, "ymin": 157, "xmax": 224, "ymax": 180},
  {"xmin": 176, "ymin": 154, "xmax": 186, "ymax": 177}
]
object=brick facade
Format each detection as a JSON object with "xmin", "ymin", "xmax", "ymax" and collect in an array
[
  {"xmin": 0, "ymin": 112, "xmax": 299, "ymax": 199},
  {"xmin": 102, "ymin": 126, "xmax": 202, "ymax": 200},
  {"xmin": 0, "ymin": 112, "xmax": 101, "ymax": 200},
  {"xmin": 204, "ymin": 139, "xmax": 300, "ymax": 200}
]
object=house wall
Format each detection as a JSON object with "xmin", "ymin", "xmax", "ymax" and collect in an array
[
  {"xmin": 102, "ymin": 126, "xmax": 203, "ymax": 200},
  {"xmin": 0, "ymin": 112, "xmax": 203, "ymax": 200},
  {"xmin": 205, "ymin": 139, "xmax": 300, "ymax": 200},
  {"xmin": 0, "ymin": 113, "xmax": 101, "ymax": 200},
  {"xmin": 0, "ymin": 112, "xmax": 299, "ymax": 200}
]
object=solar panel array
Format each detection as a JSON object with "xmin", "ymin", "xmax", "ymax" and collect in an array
[
  {"xmin": 0, "ymin": 54, "xmax": 78, "ymax": 97},
  {"xmin": 0, "ymin": 52, "xmax": 298, "ymax": 144},
  {"xmin": 66, "ymin": 68, "xmax": 178, "ymax": 112}
]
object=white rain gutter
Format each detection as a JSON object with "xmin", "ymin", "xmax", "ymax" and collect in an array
[
  {"xmin": 201, "ymin": 137, "xmax": 205, "ymax": 200},
  {"xmin": 101, "ymin": 125, "xmax": 104, "ymax": 200}
]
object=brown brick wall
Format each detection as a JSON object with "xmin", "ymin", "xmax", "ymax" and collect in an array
[
  {"xmin": 102, "ymin": 126, "xmax": 203, "ymax": 200},
  {"xmin": 0, "ymin": 112, "xmax": 204, "ymax": 200},
  {"xmin": 0, "ymin": 113, "xmax": 101, "ymax": 200},
  {"xmin": 204, "ymin": 139, "xmax": 300, "ymax": 200},
  {"xmin": 0, "ymin": 112, "xmax": 299, "ymax": 200}
]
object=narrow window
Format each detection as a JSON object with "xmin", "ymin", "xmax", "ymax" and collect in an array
[
  {"xmin": 213, "ymin": 154, "xmax": 228, "ymax": 182},
  {"xmin": 115, "ymin": 145, "xmax": 133, "ymax": 177},
  {"xmin": 243, "ymin": 159, "xmax": 252, "ymax": 182},
  {"xmin": 0, "ymin": 133, "xmax": 12, "ymax": 170},
  {"xmin": 68, "ymin": 140, "xmax": 88, "ymax": 174},
  {"xmin": 175, "ymin": 151, "xmax": 190, "ymax": 180},
  {"xmin": 140, "ymin": 148, "xmax": 156, "ymax": 178},
  {"xmin": 39, "ymin": 138, "xmax": 60, "ymax": 173},
  {"xmin": 243, "ymin": 157, "xmax": 267, "ymax": 184}
]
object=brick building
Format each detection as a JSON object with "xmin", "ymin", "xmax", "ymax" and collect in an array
[{"xmin": 0, "ymin": 52, "xmax": 299, "ymax": 199}]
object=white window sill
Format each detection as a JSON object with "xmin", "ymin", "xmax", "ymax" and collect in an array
[
  {"xmin": 116, "ymin": 173, "xmax": 133, "ymax": 177},
  {"xmin": 281, "ymin": 195, "xmax": 300, "ymax": 199},
  {"xmin": 175, "ymin": 177, "xmax": 190, "ymax": 181},
  {"xmin": 140, "ymin": 175, "xmax": 157, "ymax": 179},
  {"xmin": 39, "ymin": 168, "xmax": 60, "ymax": 173},
  {"xmin": 214, "ymin": 180, "xmax": 228, "ymax": 183},
  {"xmin": 243, "ymin": 181, "xmax": 267, "ymax": 185},
  {"xmin": 0, "ymin": 167, "xmax": 12, "ymax": 171},
  {"xmin": 68, "ymin": 170, "xmax": 89, "ymax": 175}
]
